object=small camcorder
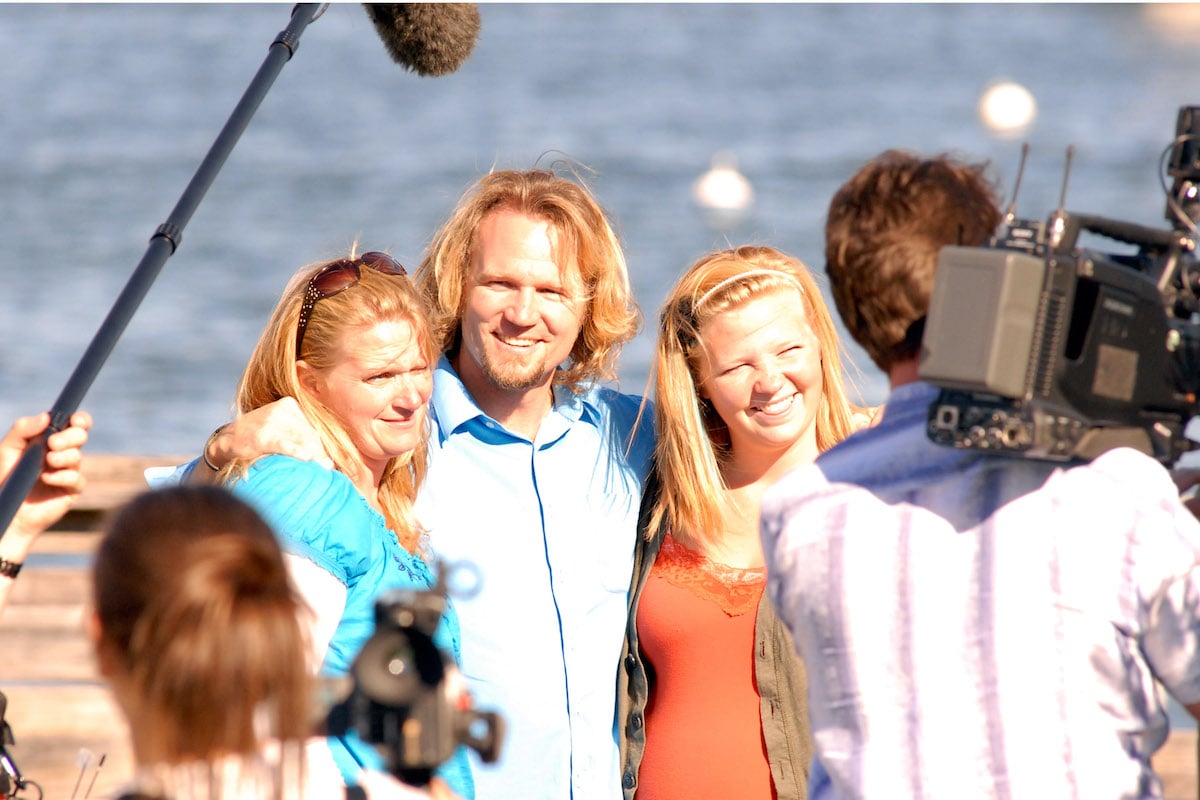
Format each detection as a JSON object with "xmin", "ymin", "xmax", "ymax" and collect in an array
[{"xmin": 325, "ymin": 577, "xmax": 504, "ymax": 788}]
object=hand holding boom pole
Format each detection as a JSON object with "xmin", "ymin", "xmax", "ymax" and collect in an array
[{"xmin": 0, "ymin": 3, "xmax": 323, "ymax": 536}]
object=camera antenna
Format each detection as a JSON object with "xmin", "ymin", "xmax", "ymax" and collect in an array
[
  {"xmin": 993, "ymin": 143, "xmax": 1047, "ymax": 253},
  {"xmin": 1003, "ymin": 143, "xmax": 1031, "ymax": 228},
  {"xmin": 1048, "ymin": 145, "xmax": 1075, "ymax": 250}
]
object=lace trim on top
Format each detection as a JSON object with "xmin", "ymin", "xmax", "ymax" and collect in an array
[{"xmin": 653, "ymin": 531, "xmax": 766, "ymax": 616}]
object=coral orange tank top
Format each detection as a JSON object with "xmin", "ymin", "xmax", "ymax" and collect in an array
[{"xmin": 635, "ymin": 531, "xmax": 774, "ymax": 799}]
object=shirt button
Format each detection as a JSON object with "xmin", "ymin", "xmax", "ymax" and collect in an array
[
  {"xmin": 631, "ymin": 711, "xmax": 643, "ymax": 730},
  {"xmin": 624, "ymin": 653, "xmax": 637, "ymax": 671},
  {"xmin": 622, "ymin": 771, "xmax": 636, "ymax": 790}
]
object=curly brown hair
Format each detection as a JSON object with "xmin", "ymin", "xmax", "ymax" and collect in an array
[{"xmin": 824, "ymin": 149, "xmax": 1003, "ymax": 373}]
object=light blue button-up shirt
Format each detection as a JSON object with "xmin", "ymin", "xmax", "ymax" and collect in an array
[{"xmin": 419, "ymin": 357, "xmax": 654, "ymax": 800}]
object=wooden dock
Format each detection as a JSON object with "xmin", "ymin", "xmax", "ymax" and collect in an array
[{"xmin": 0, "ymin": 455, "xmax": 1196, "ymax": 798}]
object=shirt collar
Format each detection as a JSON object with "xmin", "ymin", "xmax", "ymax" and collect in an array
[
  {"xmin": 430, "ymin": 355, "xmax": 601, "ymax": 440},
  {"xmin": 886, "ymin": 380, "xmax": 940, "ymax": 413}
]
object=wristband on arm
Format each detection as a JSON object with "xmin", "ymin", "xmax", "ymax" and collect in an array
[{"xmin": 203, "ymin": 424, "xmax": 229, "ymax": 472}]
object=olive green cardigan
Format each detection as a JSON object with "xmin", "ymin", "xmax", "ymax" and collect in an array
[{"xmin": 616, "ymin": 473, "xmax": 813, "ymax": 799}]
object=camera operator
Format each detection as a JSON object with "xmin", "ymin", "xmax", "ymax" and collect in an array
[{"xmin": 759, "ymin": 149, "xmax": 1200, "ymax": 799}]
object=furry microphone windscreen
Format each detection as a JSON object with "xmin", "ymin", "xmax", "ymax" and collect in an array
[{"xmin": 364, "ymin": 4, "xmax": 481, "ymax": 77}]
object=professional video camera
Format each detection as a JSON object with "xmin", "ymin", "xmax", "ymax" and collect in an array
[
  {"xmin": 921, "ymin": 105, "xmax": 1200, "ymax": 465},
  {"xmin": 324, "ymin": 571, "xmax": 504, "ymax": 789}
]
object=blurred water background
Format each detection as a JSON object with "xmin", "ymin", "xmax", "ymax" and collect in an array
[{"xmin": 2, "ymin": 2, "xmax": 1200, "ymax": 455}]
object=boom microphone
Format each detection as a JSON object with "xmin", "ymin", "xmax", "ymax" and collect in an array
[
  {"xmin": 364, "ymin": 4, "xmax": 481, "ymax": 77},
  {"xmin": 0, "ymin": 4, "xmax": 325, "ymax": 539}
]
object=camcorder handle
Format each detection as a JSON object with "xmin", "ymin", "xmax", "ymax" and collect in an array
[
  {"xmin": 1064, "ymin": 213, "xmax": 1182, "ymax": 253},
  {"xmin": 458, "ymin": 709, "xmax": 505, "ymax": 765},
  {"xmin": 1056, "ymin": 211, "xmax": 1196, "ymax": 298}
]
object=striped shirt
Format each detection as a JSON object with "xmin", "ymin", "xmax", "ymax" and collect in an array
[{"xmin": 760, "ymin": 381, "xmax": 1200, "ymax": 800}]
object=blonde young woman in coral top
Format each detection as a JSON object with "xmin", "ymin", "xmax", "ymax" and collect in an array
[{"xmin": 618, "ymin": 246, "xmax": 872, "ymax": 799}]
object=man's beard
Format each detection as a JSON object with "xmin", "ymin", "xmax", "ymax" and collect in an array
[{"xmin": 479, "ymin": 347, "xmax": 550, "ymax": 391}]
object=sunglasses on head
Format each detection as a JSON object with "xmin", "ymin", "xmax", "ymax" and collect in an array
[{"xmin": 295, "ymin": 251, "xmax": 408, "ymax": 356}]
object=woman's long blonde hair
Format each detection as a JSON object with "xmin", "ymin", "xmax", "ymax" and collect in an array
[
  {"xmin": 228, "ymin": 252, "xmax": 437, "ymax": 551},
  {"xmin": 649, "ymin": 245, "xmax": 861, "ymax": 545}
]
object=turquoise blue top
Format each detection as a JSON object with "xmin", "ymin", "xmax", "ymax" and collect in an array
[{"xmin": 231, "ymin": 454, "xmax": 473, "ymax": 798}]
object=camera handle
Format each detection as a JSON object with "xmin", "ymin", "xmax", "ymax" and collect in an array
[
  {"xmin": 1053, "ymin": 212, "xmax": 1197, "ymax": 299},
  {"xmin": 459, "ymin": 709, "xmax": 505, "ymax": 765},
  {"xmin": 1056, "ymin": 213, "xmax": 1180, "ymax": 254}
]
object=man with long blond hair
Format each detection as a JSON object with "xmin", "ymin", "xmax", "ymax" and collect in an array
[{"xmin": 191, "ymin": 167, "xmax": 655, "ymax": 800}]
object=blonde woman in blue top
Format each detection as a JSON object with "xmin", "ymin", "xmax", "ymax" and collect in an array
[{"xmin": 212, "ymin": 250, "xmax": 472, "ymax": 798}]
